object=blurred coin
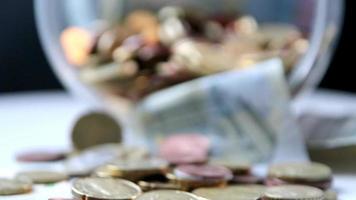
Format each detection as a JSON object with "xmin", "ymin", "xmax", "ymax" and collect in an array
[
  {"xmin": 263, "ymin": 185, "xmax": 324, "ymax": 200},
  {"xmin": 71, "ymin": 111, "xmax": 122, "ymax": 151},
  {"xmin": 209, "ymin": 159, "xmax": 251, "ymax": 175},
  {"xmin": 175, "ymin": 164, "xmax": 233, "ymax": 180},
  {"xmin": 232, "ymin": 175, "xmax": 264, "ymax": 185},
  {"xmin": 60, "ymin": 27, "xmax": 95, "ymax": 66},
  {"xmin": 158, "ymin": 6, "xmax": 185, "ymax": 21},
  {"xmin": 80, "ymin": 61, "xmax": 138, "ymax": 84},
  {"xmin": 0, "ymin": 178, "xmax": 32, "ymax": 195},
  {"xmin": 138, "ymin": 181, "xmax": 181, "ymax": 192},
  {"xmin": 193, "ymin": 185, "xmax": 266, "ymax": 200},
  {"xmin": 94, "ymin": 158, "xmax": 169, "ymax": 181},
  {"xmin": 204, "ymin": 21, "xmax": 224, "ymax": 42},
  {"xmin": 16, "ymin": 149, "xmax": 67, "ymax": 162},
  {"xmin": 136, "ymin": 190, "xmax": 202, "ymax": 200},
  {"xmin": 159, "ymin": 133, "xmax": 210, "ymax": 164},
  {"xmin": 268, "ymin": 162, "xmax": 332, "ymax": 189},
  {"xmin": 324, "ymin": 189, "xmax": 337, "ymax": 200},
  {"xmin": 259, "ymin": 23, "xmax": 302, "ymax": 50},
  {"xmin": 234, "ymin": 15, "xmax": 258, "ymax": 36},
  {"xmin": 159, "ymin": 17, "xmax": 188, "ymax": 45},
  {"xmin": 71, "ymin": 178, "xmax": 141, "ymax": 200},
  {"xmin": 171, "ymin": 164, "xmax": 232, "ymax": 190},
  {"xmin": 16, "ymin": 170, "xmax": 68, "ymax": 184},
  {"xmin": 64, "ymin": 143, "xmax": 123, "ymax": 177}
]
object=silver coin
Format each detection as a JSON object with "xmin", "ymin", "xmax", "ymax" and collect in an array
[
  {"xmin": 136, "ymin": 190, "xmax": 202, "ymax": 200},
  {"xmin": 16, "ymin": 170, "xmax": 68, "ymax": 184},
  {"xmin": 72, "ymin": 177, "xmax": 141, "ymax": 200},
  {"xmin": 264, "ymin": 185, "xmax": 324, "ymax": 200}
]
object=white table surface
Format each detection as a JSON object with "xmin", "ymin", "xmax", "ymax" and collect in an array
[{"xmin": 0, "ymin": 91, "xmax": 355, "ymax": 199}]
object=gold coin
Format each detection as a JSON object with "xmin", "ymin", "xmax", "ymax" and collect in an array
[
  {"xmin": 209, "ymin": 159, "xmax": 251, "ymax": 174},
  {"xmin": 268, "ymin": 162, "xmax": 332, "ymax": 182},
  {"xmin": 99, "ymin": 158, "xmax": 169, "ymax": 181},
  {"xmin": 138, "ymin": 181, "xmax": 181, "ymax": 192},
  {"xmin": 71, "ymin": 112, "xmax": 122, "ymax": 151},
  {"xmin": 16, "ymin": 170, "xmax": 68, "ymax": 184},
  {"xmin": 135, "ymin": 190, "xmax": 202, "ymax": 200},
  {"xmin": 193, "ymin": 185, "xmax": 266, "ymax": 200},
  {"xmin": 72, "ymin": 177, "xmax": 141, "ymax": 200},
  {"xmin": 264, "ymin": 185, "xmax": 324, "ymax": 200},
  {"xmin": 0, "ymin": 178, "xmax": 32, "ymax": 195}
]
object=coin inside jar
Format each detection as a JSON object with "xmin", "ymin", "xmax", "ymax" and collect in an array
[
  {"xmin": 71, "ymin": 177, "xmax": 141, "ymax": 200},
  {"xmin": 16, "ymin": 170, "xmax": 68, "ymax": 184},
  {"xmin": 135, "ymin": 190, "xmax": 203, "ymax": 200},
  {"xmin": 0, "ymin": 178, "xmax": 32, "ymax": 196},
  {"xmin": 263, "ymin": 185, "xmax": 324, "ymax": 200},
  {"xmin": 71, "ymin": 111, "xmax": 122, "ymax": 151},
  {"xmin": 267, "ymin": 162, "xmax": 332, "ymax": 190},
  {"xmin": 193, "ymin": 185, "xmax": 266, "ymax": 200}
]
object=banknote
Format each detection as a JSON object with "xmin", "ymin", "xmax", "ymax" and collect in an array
[{"xmin": 134, "ymin": 59, "xmax": 307, "ymax": 163}]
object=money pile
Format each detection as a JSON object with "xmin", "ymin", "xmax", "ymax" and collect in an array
[
  {"xmin": 61, "ymin": 6, "xmax": 308, "ymax": 101},
  {"xmin": 1, "ymin": 130, "xmax": 337, "ymax": 199}
]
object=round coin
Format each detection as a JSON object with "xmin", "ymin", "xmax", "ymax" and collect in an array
[
  {"xmin": 135, "ymin": 190, "xmax": 202, "ymax": 200},
  {"xmin": 71, "ymin": 112, "xmax": 122, "ymax": 151},
  {"xmin": 193, "ymin": 185, "xmax": 266, "ymax": 200},
  {"xmin": 72, "ymin": 178, "xmax": 141, "ymax": 200},
  {"xmin": 263, "ymin": 185, "xmax": 324, "ymax": 200},
  {"xmin": 16, "ymin": 170, "xmax": 68, "ymax": 184},
  {"xmin": 0, "ymin": 178, "xmax": 32, "ymax": 195},
  {"xmin": 209, "ymin": 159, "xmax": 251, "ymax": 175},
  {"xmin": 268, "ymin": 162, "xmax": 332, "ymax": 182}
]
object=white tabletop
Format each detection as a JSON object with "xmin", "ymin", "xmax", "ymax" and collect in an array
[{"xmin": 0, "ymin": 91, "xmax": 355, "ymax": 199}]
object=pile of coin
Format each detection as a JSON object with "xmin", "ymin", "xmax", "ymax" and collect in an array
[
  {"xmin": 61, "ymin": 6, "xmax": 308, "ymax": 101},
  {"xmin": 1, "ymin": 131, "xmax": 337, "ymax": 200}
]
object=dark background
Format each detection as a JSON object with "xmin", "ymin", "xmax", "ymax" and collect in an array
[{"xmin": 0, "ymin": 0, "xmax": 354, "ymax": 93}]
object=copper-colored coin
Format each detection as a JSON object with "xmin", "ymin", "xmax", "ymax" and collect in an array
[
  {"xmin": 60, "ymin": 27, "xmax": 95, "ymax": 66},
  {"xmin": 159, "ymin": 133, "xmax": 210, "ymax": 164},
  {"xmin": 71, "ymin": 112, "xmax": 122, "ymax": 151}
]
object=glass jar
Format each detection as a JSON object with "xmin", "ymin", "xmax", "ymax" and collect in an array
[{"xmin": 34, "ymin": 0, "xmax": 344, "ymax": 162}]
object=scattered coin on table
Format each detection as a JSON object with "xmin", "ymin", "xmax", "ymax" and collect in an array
[
  {"xmin": 16, "ymin": 170, "xmax": 68, "ymax": 184},
  {"xmin": 71, "ymin": 177, "xmax": 142, "ymax": 200},
  {"xmin": 0, "ymin": 178, "xmax": 32, "ymax": 196}
]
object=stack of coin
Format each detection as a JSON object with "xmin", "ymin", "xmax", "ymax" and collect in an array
[
  {"xmin": 266, "ymin": 162, "xmax": 333, "ymax": 190},
  {"xmin": 60, "ymin": 6, "xmax": 308, "ymax": 101}
]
